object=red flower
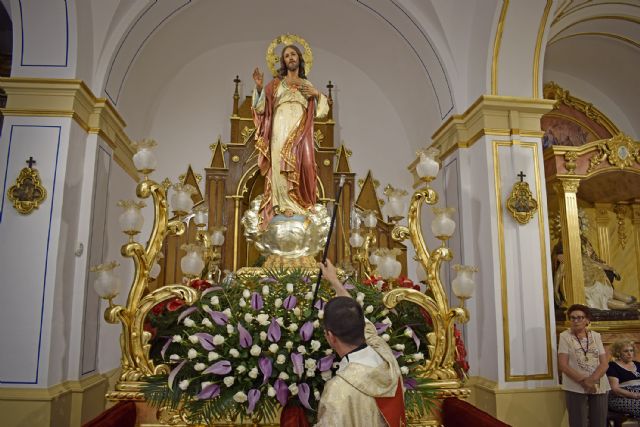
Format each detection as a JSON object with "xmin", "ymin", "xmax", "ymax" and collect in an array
[
  {"xmin": 396, "ymin": 275, "xmax": 414, "ymax": 288},
  {"xmin": 190, "ymin": 279, "xmax": 212, "ymax": 291},
  {"xmin": 166, "ymin": 298, "xmax": 185, "ymax": 312},
  {"xmin": 151, "ymin": 302, "xmax": 165, "ymax": 315},
  {"xmin": 143, "ymin": 321, "xmax": 157, "ymax": 339}
]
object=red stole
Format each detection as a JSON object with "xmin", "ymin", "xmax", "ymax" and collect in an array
[
  {"xmin": 374, "ymin": 378, "xmax": 407, "ymax": 427},
  {"xmin": 252, "ymin": 78, "xmax": 318, "ymax": 228}
]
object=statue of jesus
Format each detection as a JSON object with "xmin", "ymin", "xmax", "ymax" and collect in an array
[{"xmin": 251, "ymin": 44, "xmax": 329, "ymax": 229}]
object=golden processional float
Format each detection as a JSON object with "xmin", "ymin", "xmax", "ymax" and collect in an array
[{"xmin": 93, "ymin": 35, "xmax": 476, "ymax": 426}]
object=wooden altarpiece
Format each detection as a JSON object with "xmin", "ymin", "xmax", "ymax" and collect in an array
[{"xmin": 155, "ymin": 78, "xmax": 406, "ymax": 287}]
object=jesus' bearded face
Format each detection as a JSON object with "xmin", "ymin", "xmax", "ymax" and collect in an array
[{"xmin": 283, "ymin": 47, "xmax": 299, "ymax": 72}]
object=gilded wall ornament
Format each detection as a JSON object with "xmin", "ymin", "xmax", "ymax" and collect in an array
[
  {"xmin": 7, "ymin": 157, "xmax": 47, "ymax": 215},
  {"xmin": 587, "ymin": 134, "xmax": 639, "ymax": 173},
  {"xmin": 506, "ymin": 172, "xmax": 538, "ymax": 225},
  {"xmin": 563, "ymin": 151, "xmax": 578, "ymax": 174},
  {"xmin": 614, "ymin": 204, "xmax": 629, "ymax": 249}
]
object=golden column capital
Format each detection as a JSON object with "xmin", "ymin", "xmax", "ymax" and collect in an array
[{"xmin": 553, "ymin": 178, "xmax": 585, "ymax": 305}]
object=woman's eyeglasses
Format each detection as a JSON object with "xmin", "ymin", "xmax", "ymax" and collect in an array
[{"xmin": 569, "ymin": 316, "xmax": 586, "ymax": 321}]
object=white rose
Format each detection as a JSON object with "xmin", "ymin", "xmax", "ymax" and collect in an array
[
  {"xmin": 236, "ymin": 365, "xmax": 246, "ymax": 374},
  {"xmin": 223, "ymin": 308, "xmax": 232, "ymax": 317},
  {"xmin": 169, "ymin": 354, "xmax": 180, "ymax": 361},
  {"xmin": 288, "ymin": 324, "xmax": 298, "ymax": 332},
  {"xmin": 269, "ymin": 343, "xmax": 279, "ymax": 353},
  {"xmin": 382, "ymin": 334, "xmax": 390, "ymax": 342},
  {"xmin": 262, "ymin": 285, "xmax": 270, "ymax": 296},
  {"xmin": 365, "ymin": 305, "xmax": 374, "ymax": 314},
  {"xmin": 256, "ymin": 314, "xmax": 270, "ymax": 325},
  {"xmin": 413, "ymin": 352, "xmax": 425, "ymax": 361},
  {"xmin": 314, "ymin": 390, "xmax": 320, "ymax": 400},
  {"xmin": 305, "ymin": 292, "xmax": 313, "ymax": 301},
  {"xmin": 226, "ymin": 324, "xmax": 234, "ymax": 334},
  {"xmin": 243, "ymin": 289, "xmax": 251, "ymax": 299},
  {"xmin": 293, "ymin": 307, "xmax": 301, "ymax": 317},
  {"xmin": 250, "ymin": 345, "xmax": 262, "ymax": 357},
  {"xmin": 356, "ymin": 292, "xmax": 365, "ymax": 303},
  {"xmin": 178, "ymin": 379, "xmax": 190, "ymax": 390},
  {"xmin": 276, "ymin": 317, "xmax": 284, "ymax": 326},
  {"xmin": 201, "ymin": 304, "xmax": 210, "ymax": 312},
  {"xmin": 400, "ymin": 366, "xmax": 409, "ymax": 375},
  {"xmin": 260, "ymin": 331, "xmax": 267, "ymax": 341},
  {"xmin": 276, "ymin": 354, "xmax": 286, "ymax": 364},
  {"xmin": 188, "ymin": 335, "xmax": 199, "ymax": 344},
  {"xmin": 239, "ymin": 298, "xmax": 246, "ymax": 307},
  {"xmin": 321, "ymin": 371, "xmax": 332, "ymax": 381},
  {"xmin": 210, "ymin": 296, "xmax": 220, "ymax": 306},
  {"xmin": 248, "ymin": 368, "xmax": 259, "ymax": 379},
  {"xmin": 184, "ymin": 317, "xmax": 195, "ymax": 327},
  {"xmin": 313, "ymin": 320, "xmax": 320, "ymax": 328},
  {"xmin": 201, "ymin": 318, "xmax": 213, "ymax": 328},
  {"xmin": 297, "ymin": 345, "xmax": 307, "ymax": 354},
  {"xmin": 305, "ymin": 358, "xmax": 317, "ymax": 371},
  {"xmin": 286, "ymin": 283, "xmax": 294, "ymax": 293},
  {"xmin": 208, "ymin": 351, "xmax": 219, "ymax": 361},
  {"xmin": 188, "ymin": 348, "xmax": 197, "ymax": 359},
  {"xmin": 267, "ymin": 386, "xmax": 276, "ymax": 397},
  {"xmin": 244, "ymin": 313, "xmax": 254, "ymax": 323},
  {"xmin": 229, "ymin": 348, "xmax": 240, "ymax": 357},
  {"xmin": 274, "ymin": 298, "xmax": 283, "ymax": 308},
  {"xmin": 394, "ymin": 344, "xmax": 405, "ymax": 351},
  {"xmin": 289, "ymin": 383, "xmax": 299, "ymax": 395},
  {"xmin": 279, "ymin": 372, "xmax": 289, "ymax": 380},
  {"xmin": 404, "ymin": 328, "xmax": 413, "ymax": 338},
  {"xmin": 286, "ymin": 341, "xmax": 293, "ymax": 349},
  {"xmin": 318, "ymin": 310, "xmax": 324, "ymax": 319},
  {"xmin": 194, "ymin": 363, "xmax": 206, "ymax": 371},
  {"xmin": 172, "ymin": 335, "xmax": 182, "ymax": 343},
  {"xmin": 233, "ymin": 391, "xmax": 247, "ymax": 403},
  {"xmin": 213, "ymin": 335, "xmax": 225, "ymax": 345},
  {"xmin": 306, "ymin": 369, "xmax": 316, "ymax": 377},
  {"xmin": 324, "ymin": 348, "xmax": 333, "ymax": 355},
  {"xmin": 310, "ymin": 340, "xmax": 321, "ymax": 352},
  {"xmin": 223, "ymin": 376, "xmax": 235, "ymax": 387},
  {"xmin": 382, "ymin": 317, "xmax": 392, "ymax": 325}
]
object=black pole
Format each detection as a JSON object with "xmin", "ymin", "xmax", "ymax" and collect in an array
[{"xmin": 311, "ymin": 176, "xmax": 345, "ymax": 310}]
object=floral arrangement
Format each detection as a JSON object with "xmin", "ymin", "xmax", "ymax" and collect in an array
[{"xmin": 143, "ymin": 269, "xmax": 438, "ymax": 424}]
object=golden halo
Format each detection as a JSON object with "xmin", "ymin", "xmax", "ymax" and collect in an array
[{"xmin": 266, "ymin": 34, "xmax": 313, "ymax": 78}]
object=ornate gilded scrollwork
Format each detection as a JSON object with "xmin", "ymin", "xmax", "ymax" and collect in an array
[
  {"xmin": 614, "ymin": 204, "xmax": 629, "ymax": 249},
  {"xmin": 587, "ymin": 134, "xmax": 639, "ymax": 173},
  {"xmin": 7, "ymin": 157, "xmax": 47, "ymax": 214},
  {"xmin": 564, "ymin": 151, "xmax": 578, "ymax": 175}
]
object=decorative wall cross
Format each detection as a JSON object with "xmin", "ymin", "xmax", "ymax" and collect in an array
[{"xmin": 7, "ymin": 156, "xmax": 47, "ymax": 214}]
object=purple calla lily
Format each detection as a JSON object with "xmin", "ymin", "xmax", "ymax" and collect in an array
[
  {"xmin": 375, "ymin": 322, "xmax": 390, "ymax": 334},
  {"xmin": 194, "ymin": 332, "xmax": 216, "ymax": 351},
  {"xmin": 291, "ymin": 352, "xmax": 304, "ymax": 376},
  {"xmin": 247, "ymin": 389, "xmax": 261, "ymax": 413},
  {"xmin": 392, "ymin": 350, "xmax": 403, "ymax": 359},
  {"xmin": 160, "ymin": 337, "xmax": 172, "ymax": 360},
  {"xmin": 202, "ymin": 360, "xmax": 232, "ymax": 375},
  {"xmin": 283, "ymin": 295, "xmax": 297, "ymax": 310},
  {"xmin": 208, "ymin": 310, "xmax": 229, "ymax": 326},
  {"xmin": 197, "ymin": 383, "xmax": 221, "ymax": 399},
  {"xmin": 318, "ymin": 354, "xmax": 335, "ymax": 372},
  {"xmin": 251, "ymin": 292, "xmax": 264, "ymax": 310},
  {"xmin": 168, "ymin": 360, "xmax": 186, "ymax": 391},
  {"xmin": 299, "ymin": 321, "xmax": 314, "ymax": 342},
  {"xmin": 201, "ymin": 286, "xmax": 221, "ymax": 297},
  {"xmin": 177, "ymin": 306, "xmax": 198, "ymax": 323},
  {"xmin": 344, "ymin": 283, "xmax": 355, "ymax": 290},
  {"xmin": 274, "ymin": 379, "xmax": 289, "ymax": 406},
  {"xmin": 238, "ymin": 322, "xmax": 252, "ymax": 348},
  {"xmin": 258, "ymin": 356, "xmax": 272, "ymax": 384},
  {"xmin": 404, "ymin": 377, "xmax": 418, "ymax": 390},
  {"xmin": 314, "ymin": 299, "xmax": 326, "ymax": 310},
  {"xmin": 406, "ymin": 326, "xmax": 421, "ymax": 349},
  {"xmin": 298, "ymin": 383, "xmax": 312, "ymax": 409},
  {"xmin": 267, "ymin": 318, "xmax": 281, "ymax": 343},
  {"xmin": 260, "ymin": 276, "xmax": 277, "ymax": 283}
]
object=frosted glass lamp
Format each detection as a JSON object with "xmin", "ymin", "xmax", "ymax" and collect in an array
[
  {"xmin": 431, "ymin": 207, "xmax": 456, "ymax": 241},
  {"xmin": 181, "ymin": 244, "xmax": 205, "ymax": 278},
  {"xmin": 211, "ymin": 226, "xmax": 226, "ymax": 247},
  {"xmin": 416, "ymin": 147, "xmax": 440, "ymax": 180},
  {"xmin": 117, "ymin": 200, "xmax": 146, "ymax": 240},
  {"xmin": 363, "ymin": 211, "xmax": 378, "ymax": 229},
  {"xmin": 193, "ymin": 204, "xmax": 208, "ymax": 229},
  {"xmin": 91, "ymin": 261, "xmax": 122, "ymax": 300},
  {"xmin": 171, "ymin": 183, "xmax": 196, "ymax": 216},
  {"xmin": 132, "ymin": 138, "xmax": 158, "ymax": 177},
  {"xmin": 452, "ymin": 264, "xmax": 478, "ymax": 302},
  {"xmin": 349, "ymin": 230, "xmax": 364, "ymax": 248}
]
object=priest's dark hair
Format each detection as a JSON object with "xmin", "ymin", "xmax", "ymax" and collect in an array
[
  {"xmin": 278, "ymin": 44, "xmax": 306, "ymax": 79},
  {"xmin": 323, "ymin": 296, "xmax": 365, "ymax": 346}
]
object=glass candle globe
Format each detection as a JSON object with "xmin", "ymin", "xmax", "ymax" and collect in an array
[
  {"xmin": 91, "ymin": 261, "xmax": 122, "ymax": 299},
  {"xmin": 452, "ymin": 264, "xmax": 478, "ymax": 299},
  {"xmin": 211, "ymin": 226, "xmax": 226, "ymax": 246},
  {"xmin": 132, "ymin": 139, "xmax": 158, "ymax": 175},
  {"xmin": 431, "ymin": 207, "xmax": 456, "ymax": 239},
  {"xmin": 117, "ymin": 200, "xmax": 145, "ymax": 235},
  {"xmin": 363, "ymin": 211, "xmax": 378, "ymax": 228},
  {"xmin": 349, "ymin": 230, "xmax": 364, "ymax": 248},
  {"xmin": 181, "ymin": 244, "xmax": 205, "ymax": 277},
  {"xmin": 171, "ymin": 183, "xmax": 196, "ymax": 215},
  {"xmin": 416, "ymin": 147, "xmax": 440, "ymax": 179},
  {"xmin": 193, "ymin": 204, "xmax": 208, "ymax": 228}
]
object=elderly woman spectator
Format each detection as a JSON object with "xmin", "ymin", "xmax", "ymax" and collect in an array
[
  {"xmin": 607, "ymin": 340, "xmax": 640, "ymax": 418},
  {"xmin": 558, "ymin": 304, "xmax": 610, "ymax": 426}
]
